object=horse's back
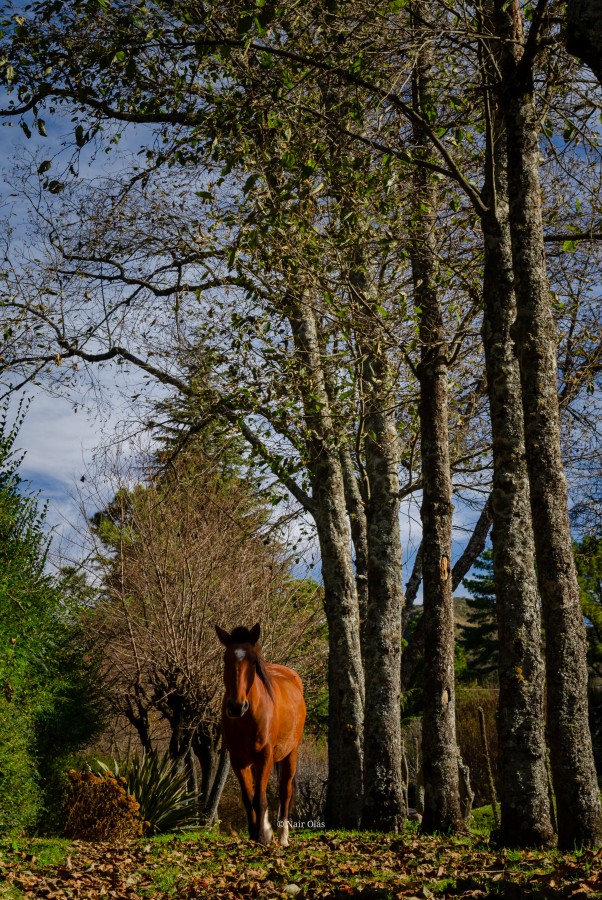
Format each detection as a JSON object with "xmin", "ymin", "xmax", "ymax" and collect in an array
[
  {"xmin": 268, "ymin": 663, "xmax": 304, "ymax": 697},
  {"xmin": 267, "ymin": 663, "xmax": 305, "ymax": 760}
]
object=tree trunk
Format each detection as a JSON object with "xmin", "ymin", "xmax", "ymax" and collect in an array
[
  {"xmin": 339, "ymin": 445, "xmax": 369, "ymax": 656},
  {"xmin": 321, "ymin": 95, "xmax": 405, "ymax": 828},
  {"xmin": 566, "ymin": 0, "xmax": 602, "ymax": 85},
  {"xmin": 479, "ymin": 60, "xmax": 553, "ymax": 843},
  {"xmin": 193, "ymin": 725, "xmax": 221, "ymax": 814},
  {"xmin": 289, "ymin": 302, "xmax": 365, "ymax": 829},
  {"xmin": 494, "ymin": 0, "xmax": 602, "ymax": 849},
  {"xmin": 203, "ymin": 748, "xmax": 230, "ymax": 826},
  {"xmin": 122, "ymin": 692, "xmax": 153, "ymax": 753},
  {"xmin": 185, "ymin": 746, "xmax": 199, "ymax": 805},
  {"xmin": 354, "ymin": 288, "xmax": 406, "ymax": 832},
  {"xmin": 313, "ymin": 475, "xmax": 365, "ymax": 829},
  {"xmin": 411, "ymin": 7, "xmax": 463, "ymax": 833},
  {"xmin": 415, "ymin": 310, "xmax": 462, "ymax": 833}
]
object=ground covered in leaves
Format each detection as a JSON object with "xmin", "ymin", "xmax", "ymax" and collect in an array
[{"xmin": 1, "ymin": 829, "xmax": 601, "ymax": 899}]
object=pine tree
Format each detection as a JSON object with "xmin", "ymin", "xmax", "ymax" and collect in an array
[{"xmin": 459, "ymin": 550, "xmax": 498, "ymax": 681}]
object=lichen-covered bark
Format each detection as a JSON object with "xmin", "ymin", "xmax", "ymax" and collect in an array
[
  {"xmin": 289, "ymin": 303, "xmax": 365, "ymax": 829},
  {"xmin": 314, "ymin": 485, "xmax": 365, "ymax": 829},
  {"xmin": 411, "ymin": 10, "xmax": 462, "ymax": 832},
  {"xmin": 414, "ymin": 287, "xmax": 462, "ymax": 833},
  {"xmin": 566, "ymin": 0, "xmax": 602, "ymax": 85},
  {"xmin": 339, "ymin": 445, "xmax": 369, "ymax": 654},
  {"xmin": 323, "ymin": 366, "xmax": 370, "ymax": 657},
  {"xmin": 356, "ymin": 319, "xmax": 406, "ymax": 832},
  {"xmin": 494, "ymin": 0, "xmax": 602, "ymax": 849},
  {"xmin": 480, "ymin": 54, "xmax": 553, "ymax": 841}
]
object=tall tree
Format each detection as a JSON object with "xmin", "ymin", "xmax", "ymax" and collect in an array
[
  {"xmin": 281, "ymin": 298, "xmax": 365, "ymax": 828},
  {"xmin": 477, "ymin": 6, "xmax": 554, "ymax": 844},
  {"xmin": 353, "ymin": 267, "xmax": 406, "ymax": 832},
  {"xmin": 492, "ymin": 0, "xmax": 602, "ymax": 848},
  {"xmin": 410, "ymin": 4, "xmax": 463, "ymax": 834},
  {"xmin": 322, "ymin": 97, "xmax": 406, "ymax": 830}
]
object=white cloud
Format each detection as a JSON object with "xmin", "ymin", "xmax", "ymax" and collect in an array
[{"xmin": 6, "ymin": 391, "xmax": 109, "ymax": 552}]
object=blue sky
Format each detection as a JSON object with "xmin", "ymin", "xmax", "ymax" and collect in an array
[
  {"xmin": 0, "ymin": 87, "xmax": 483, "ymax": 590},
  {"xmin": 0, "ymin": 110, "xmax": 142, "ymax": 554}
]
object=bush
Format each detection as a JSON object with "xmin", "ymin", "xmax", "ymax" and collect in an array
[
  {"xmin": 63, "ymin": 770, "xmax": 143, "ymax": 840},
  {"xmin": 0, "ymin": 699, "xmax": 39, "ymax": 833},
  {"xmin": 94, "ymin": 751, "xmax": 198, "ymax": 835},
  {"xmin": 0, "ymin": 406, "xmax": 107, "ymax": 836},
  {"xmin": 294, "ymin": 737, "xmax": 327, "ymax": 823},
  {"xmin": 455, "ymin": 685, "xmax": 499, "ymax": 807}
]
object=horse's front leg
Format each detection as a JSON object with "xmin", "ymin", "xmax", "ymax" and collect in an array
[
  {"xmin": 233, "ymin": 765, "xmax": 257, "ymax": 840},
  {"xmin": 252, "ymin": 749, "xmax": 274, "ymax": 845}
]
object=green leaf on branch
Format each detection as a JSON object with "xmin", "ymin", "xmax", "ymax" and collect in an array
[
  {"xmin": 75, "ymin": 125, "xmax": 88, "ymax": 147},
  {"xmin": 562, "ymin": 239, "xmax": 577, "ymax": 252},
  {"xmin": 46, "ymin": 180, "xmax": 65, "ymax": 194}
]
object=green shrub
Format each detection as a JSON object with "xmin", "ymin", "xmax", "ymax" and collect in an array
[
  {"xmin": 0, "ymin": 405, "xmax": 107, "ymax": 836},
  {"xmin": 94, "ymin": 751, "xmax": 198, "ymax": 834},
  {"xmin": 0, "ymin": 698, "xmax": 39, "ymax": 833},
  {"xmin": 456, "ymin": 685, "xmax": 499, "ymax": 807},
  {"xmin": 63, "ymin": 770, "xmax": 143, "ymax": 840}
]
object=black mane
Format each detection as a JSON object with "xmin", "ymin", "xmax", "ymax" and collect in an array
[{"xmin": 254, "ymin": 652, "xmax": 275, "ymax": 701}]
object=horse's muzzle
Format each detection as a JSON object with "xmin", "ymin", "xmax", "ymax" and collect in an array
[{"xmin": 226, "ymin": 699, "xmax": 250, "ymax": 718}]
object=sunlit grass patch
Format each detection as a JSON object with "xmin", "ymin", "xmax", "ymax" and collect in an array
[{"xmin": 0, "ymin": 837, "xmax": 71, "ymax": 869}]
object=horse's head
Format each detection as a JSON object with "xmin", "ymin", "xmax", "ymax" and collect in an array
[{"xmin": 216, "ymin": 623, "xmax": 262, "ymax": 718}]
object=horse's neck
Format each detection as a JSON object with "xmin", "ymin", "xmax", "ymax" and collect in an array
[{"xmin": 250, "ymin": 671, "xmax": 274, "ymax": 708}]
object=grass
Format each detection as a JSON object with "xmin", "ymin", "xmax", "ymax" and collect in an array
[
  {"xmin": 0, "ymin": 837, "xmax": 71, "ymax": 900},
  {"xmin": 469, "ymin": 802, "xmax": 496, "ymax": 833},
  {"xmin": 0, "ymin": 815, "xmax": 600, "ymax": 899},
  {"xmin": 0, "ymin": 836, "xmax": 70, "ymax": 868}
]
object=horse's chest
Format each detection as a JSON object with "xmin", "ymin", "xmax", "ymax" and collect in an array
[{"xmin": 224, "ymin": 721, "xmax": 269, "ymax": 760}]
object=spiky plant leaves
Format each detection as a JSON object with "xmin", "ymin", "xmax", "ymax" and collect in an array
[{"xmin": 94, "ymin": 750, "xmax": 198, "ymax": 834}]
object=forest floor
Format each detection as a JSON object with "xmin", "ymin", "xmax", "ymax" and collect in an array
[{"xmin": 1, "ymin": 825, "xmax": 601, "ymax": 900}]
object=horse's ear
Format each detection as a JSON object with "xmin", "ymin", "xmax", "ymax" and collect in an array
[
  {"xmin": 215, "ymin": 625, "xmax": 231, "ymax": 646},
  {"xmin": 249, "ymin": 623, "xmax": 261, "ymax": 645}
]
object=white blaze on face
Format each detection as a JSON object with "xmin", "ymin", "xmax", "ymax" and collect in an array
[
  {"xmin": 278, "ymin": 819, "xmax": 290, "ymax": 847},
  {"xmin": 234, "ymin": 649, "xmax": 246, "ymax": 661}
]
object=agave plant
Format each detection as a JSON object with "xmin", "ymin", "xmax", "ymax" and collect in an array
[{"xmin": 94, "ymin": 750, "xmax": 198, "ymax": 834}]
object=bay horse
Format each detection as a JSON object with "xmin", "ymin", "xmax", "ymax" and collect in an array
[{"xmin": 215, "ymin": 623, "xmax": 306, "ymax": 846}]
